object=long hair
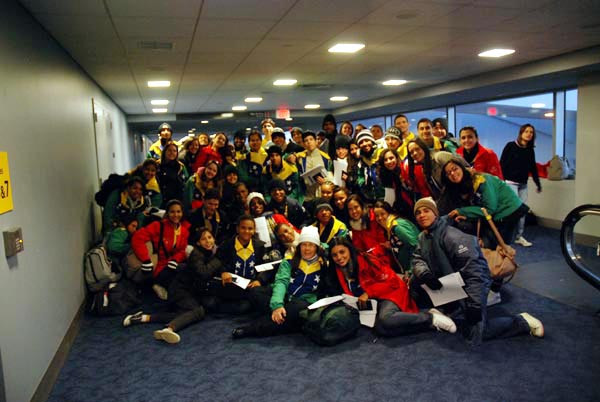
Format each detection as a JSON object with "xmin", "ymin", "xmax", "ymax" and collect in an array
[
  {"xmin": 346, "ymin": 194, "xmax": 370, "ymax": 228},
  {"xmin": 328, "ymin": 236, "xmax": 378, "ymax": 282},
  {"xmin": 378, "ymin": 148, "xmax": 401, "ymax": 187},
  {"xmin": 438, "ymin": 161, "xmax": 476, "ymax": 214},
  {"xmin": 407, "ymin": 137, "xmax": 432, "ymax": 183},
  {"xmin": 517, "ymin": 124, "xmax": 536, "ymax": 148},
  {"xmin": 160, "ymin": 141, "xmax": 179, "ymax": 165}
]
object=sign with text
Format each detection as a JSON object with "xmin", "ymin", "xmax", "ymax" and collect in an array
[{"xmin": 0, "ymin": 152, "xmax": 14, "ymax": 214}]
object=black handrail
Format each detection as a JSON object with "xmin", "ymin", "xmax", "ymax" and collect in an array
[{"xmin": 560, "ymin": 204, "xmax": 600, "ymax": 291}]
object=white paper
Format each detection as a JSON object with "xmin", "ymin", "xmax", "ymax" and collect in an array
[
  {"xmin": 341, "ymin": 294, "xmax": 378, "ymax": 328},
  {"xmin": 333, "ymin": 160, "xmax": 348, "ymax": 187},
  {"xmin": 420, "ymin": 272, "xmax": 468, "ymax": 307},
  {"xmin": 254, "ymin": 216, "xmax": 271, "ymax": 248},
  {"xmin": 300, "ymin": 166, "xmax": 329, "ymax": 185},
  {"xmin": 230, "ymin": 273, "xmax": 251, "ymax": 289},
  {"xmin": 255, "ymin": 260, "xmax": 282, "ymax": 272},
  {"xmin": 384, "ymin": 188, "xmax": 396, "ymax": 205},
  {"xmin": 307, "ymin": 295, "xmax": 344, "ymax": 310},
  {"xmin": 146, "ymin": 208, "xmax": 166, "ymax": 218}
]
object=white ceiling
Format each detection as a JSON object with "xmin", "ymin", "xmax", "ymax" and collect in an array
[{"xmin": 19, "ymin": 0, "xmax": 600, "ymax": 119}]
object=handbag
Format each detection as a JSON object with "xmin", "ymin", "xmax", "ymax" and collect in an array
[{"xmin": 477, "ymin": 208, "xmax": 518, "ymax": 282}]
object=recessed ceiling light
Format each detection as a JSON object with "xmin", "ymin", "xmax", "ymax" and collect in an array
[
  {"xmin": 152, "ymin": 108, "xmax": 168, "ymax": 113},
  {"xmin": 328, "ymin": 43, "xmax": 365, "ymax": 53},
  {"xmin": 232, "ymin": 106, "xmax": 247, "ymax": 111},
  {"xmin": 244, "ymin": 97, "xmax": 263, "ymax": 103},
  {"xmin": 478, "ymin": 49, "xmax": 515, "ymax": 58},
  {"xmin": 147, "ymin": 80, "xmax": 171, "ymax": 87},
  {"xmin": 330, "ymin": 96, "xmax": 348, "ymax": 102},
  {"xmin": 544, "ymin": 112, "xmax": 555, "ymax": 117},
  {"xmin": 285, "ymin": 117, "xmax": 293, "ymax": 121},
  {"xmin": 201, "ymin": 120, "xmax": 209, "ymax": 124},
  {"xmin": 304, "ymin": 104, "xmax": 320, "ymax": 109},
  {"xmin": 221, "ymin": 112, "xmax": 234, "ymax": 118},
  {"xmin": 382, "ymin": 79, "xmax": 407, "ymax": 86},
  {"xmin": 151, "ymin": 99, "xmax": 169, "ymax": 105},
  {"xmin": 273, "ymin": 79, "xmax": 297, "ymax": 86},
  {"xmin": 531, "ymin": 103, "xmax": 546, "ymax": 108}
]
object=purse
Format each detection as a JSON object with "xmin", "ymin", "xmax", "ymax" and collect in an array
[{"xmin": 477, "ymin": 208, "xmax": 518, "ymax": 282}]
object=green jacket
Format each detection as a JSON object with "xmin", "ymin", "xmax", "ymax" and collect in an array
[
  {"xmin": 102, "ymin": 190, "xmax": 147, "ymax": 235},
  {"xmin": 457, "ymin": 173, "xmax": 522, "ymax": 221},
  {"xmin": 270, "ymin": 258, "xmax": 320, "ymax": 311},
  {"xmin": 105, "ymin": 227, "xmax": 131, "ymax": 258},
  {"xmin": 386, "ymin": 217, "xmax": 419, "ymax": 273}
]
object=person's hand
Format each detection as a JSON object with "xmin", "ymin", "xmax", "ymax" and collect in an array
[
  {"xmin": 271, "ymin": 307, "xmax": 286, "ymax": 324},
  {"xmin": 316, "ymin": 176, "xmax": 325, "ymax": 185},
  {"xmin": 341, "ymin": 172, "xmax": 348, "ymax": 181},
  {"xmin": 421, "ymin": 271, "xmax": 443, "ymax": 290},
  {"xmin": 167, "ymin": 260, "xmax": 178, "ymax": 270},
  {"xmin": 358, "ymin": 292, "xmax": 369, "ymax": 310},
  {"xmin": 248, "ymin": 280, "xmax": 261, "ymax": 288},
  {"xmin": 221, "ymin": 272, "xmax": 233, "ymax": 286},
  {"xmin": 449, "ymin": 209, "xmax": 466, "ymax": 222}
]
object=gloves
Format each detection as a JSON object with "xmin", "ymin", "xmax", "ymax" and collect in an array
[
  {"xmin": 141, "ymin": 261, "xmax": 153, "ymax": 272},
  {"xmin": 167, "ymin": 260, "xmax": 178, "ymax": 270},
  {"xmin": 421, "ymin": 271, "xmax": 443, "ymax": 290}
]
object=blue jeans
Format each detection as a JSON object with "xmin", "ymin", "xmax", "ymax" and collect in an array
[
  {"xmin": 507, "ymin": 181, "xmax": 528, "ymax": 238},
  {"xmin": 374, "ymin": 299, "xmax": 433, "ymax": 337}
]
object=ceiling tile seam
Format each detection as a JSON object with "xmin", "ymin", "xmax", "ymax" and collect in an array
[
  {"xmin": 102, "ymin": 0, "xmax": 148, "ymax": 114},
  {"xmin": 172, "ymin": 0, "xmax": 206, "ymax": 113},
  {"xmin": 195, "ymin": 0, "xmax": 304, "ymax": 112}
]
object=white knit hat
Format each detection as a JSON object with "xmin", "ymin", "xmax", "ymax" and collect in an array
[
  {"xmin": 298, "ymin": 226, "xmax": 320, "ymax": 246},
  {"xmin": 246, "ymin": 192, "xmax": 265, "ymax": 207}
]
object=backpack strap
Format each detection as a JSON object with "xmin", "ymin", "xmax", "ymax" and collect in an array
[{"xmin": 158, "ymin": 221, "xmax": 172, "ymax": 260}]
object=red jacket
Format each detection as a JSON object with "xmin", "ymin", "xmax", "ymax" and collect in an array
[
  {"xmin": 131, "ymin": 219, "xmax": 189, "ymax": 277},
  {"xmin": 351, "ymin": 209, "xmax": 392, "ymax": 267},
  {"xmin": 401, "ymin": 160, "xmax": 431, "ymax": 198},
  {"xmin": 192, "ymin": 146, "xmax": 223, "ymax": 173},
  {"xmin": 336, "ymin": 253, "xmax": 418, "ymax": 313},
  {"xmin": 457, "ymin": 145, "xmax": 504, "ymax": 180}
]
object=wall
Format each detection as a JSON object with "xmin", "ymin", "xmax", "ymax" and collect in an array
[{"xmin": 0, "ymin": 2, "xmax": 132, "ymax": 401}]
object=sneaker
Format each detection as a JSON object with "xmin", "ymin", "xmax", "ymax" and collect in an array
[
  {"xmin": 487, "ymin": 290, "xmax": 502, "ymax": 306},
  {"xmin": 519, "ymin": 312, "xmax": 544, "ymax": 337},
  {"xmin": 514, "ymin": 236, "xmax": 533, "ymax": 247},
  {"xmin": 123, "ymin": 311, "xmax": 144, "ymax": 327},
  {"xmin": 153, "ymin": 328, "xmax": 181, "ymax": 344},
  {"xmin": 152, "ymin": 284, "xmax": 168, "ymax": 300},
  {"xmin": 429, "ymin": 308, "xmax": 457, "ymax": 333}
]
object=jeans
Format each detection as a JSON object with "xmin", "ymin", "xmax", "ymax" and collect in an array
[
  {"xmin": 506, "ymin": 181, "xmax": 528, "ymax": 238},
  {"xmin": 374, "ymin": 300, "xmax": 433, "ymax": 337}
]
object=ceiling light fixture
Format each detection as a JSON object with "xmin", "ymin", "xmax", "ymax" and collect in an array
[
  {"xmin": 304, "ymin": 104, "xmax": 320, "ymax": 109},
  {"xmin": 152, "ymin": 108, "xmax": 168, "ymax": 113},
  {"xmin": 330, "ymin": 96, "xmax": 349, "ymax": 102},
  {"xmin": 328, "ymin": 43, "xmax": 365, "ymax": 53},
  {"xmin": 221, "ymin": 113, "xmax": 234, "ymax": 118},
  {"xmin": 201, "ymin": 120, "xmax": 209, "ymax": 124},
  {"xmin": 244, "ymin": 97, "xmax": 263, "ymax": 103},
  {"xmin": 544, "ymin": 112, "xmax": 555, "ymax": 117},
  {"xmin": 285, "ymin": 117, "xmax": 293, "ymax": 121},
  {"xmin": 531, "ymin": 103, "xmax": 546, "ymax": 108},
  {"xmin": 147, "ymin": 80, "xmax": 171, "ymax": 87},
  {"xmin": 478, "ymin": 48, "xmax": 515, "ymax": 58},
  {"xmin": 232, "ymin": 106, "xmax": 247, "ymax": 111},
  {"xmin": 382, "ymin": 79, "xmax": 407, "ymax": 86},
  {"xmin": 273, "ymin": 79, "xmax": 297, "ymax": 86},
  {"xmin": 151, "ymin": 99, "xmax": 169, "ymax": 105}
]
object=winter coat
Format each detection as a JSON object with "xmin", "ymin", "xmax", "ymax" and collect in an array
[
  {"xmin": 457, "ymin": 144, "xmax": 504, "ymax": 179},
  {"xmin": 102, "ymin": 189, "xmax": 148, "ymax": 235},
  {"xmin": 500, "ymin": 141, "xmax": 541, "ymax": 190},
  {"xmin": 270, "ymin": 257, "xmax": 323, "ymax": 311},
  {"xmin": 216, "ymin": 236, "xmax": 272, "ymax": 284}
]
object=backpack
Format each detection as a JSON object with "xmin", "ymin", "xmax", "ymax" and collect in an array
[
  {"xmin": 84, "ymin": 244, "xmax": 121, "ymax": 292},
  {"xmin": 86, "ymin": 280, "xmax": 141, "ymax": 316},
  {"xmin": 300, "ymin": 302, "xmax": 360, "ymax": 346},
  {"xmin": 95, "ymin": 173, "xmax": 128, "ymax": 207},
  {"xmin": 547, "ymin": 155, "xmax": 571, "ymax": 180}
]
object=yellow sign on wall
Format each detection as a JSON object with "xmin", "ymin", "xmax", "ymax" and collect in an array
[{"xmin": 0, "ymin": 152, "xmax": 14, "ymax": 214}]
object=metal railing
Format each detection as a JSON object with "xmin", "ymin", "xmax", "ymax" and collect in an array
[{"xmin": 560, "ymin": 204, "xmax": 600, "ymax": 291}]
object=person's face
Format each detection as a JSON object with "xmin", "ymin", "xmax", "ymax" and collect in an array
[
  {"xmin": 234, "ymin": 136, "xmax": 246, "ymax": 149},
  {"xmin": 205, "ymin": 163, "xmax": 218, "ymax": 179},
  {"xmin": 249, "ymin": 198, "xmax": 265, "ymax": 216},
  {"xmin": 386, "ymin": 136, "xmax": 401, "ymax": 151},
  {"xmin": 226, "ymin": 172, "xmax": 238, "ymax": 184},
  {"xmin": 331, "ymin": 244, "xmax": 351, "ymax": 267},
  {"xmin": 273, "ymin": 136, "xmax": 286, "ymax": 148},
  {"xmin": 355, "ymin": 124, "xmax": 366, "ymax": 133},
  {"xmin": 460, "ymin": 129, "xmax": 478, "ymax": 150},
  {"xmin": 126, "ymin": 220, "xmax": 138, "ymax": 235},
  {"xmin": 198, "ymin": 134, "xmax": 209, "ymax": 146},
  {"xmin": 269, "ymin": 153, "xmax": 282, "ymax": 167},
  {"xmin": 316, "ymin": 208, "xmax": 332, "ymax": 224},
  {"xmin": 395, "ymin": 117, "xmax": 409, "ymax": 134},
  {"xmin": 371, "ymin": 126, "xmax": 383, "ymax": 140},
  {"xmin": 303, "ymin": 135, "xmax": 317, "ymax": 151},
  {"xmin": 349, "ymin": 144, "xmax": 359, "ymax": 158},
  {"xmin": 203, "ymin": 198, "xmax": 219, "ymax": 215},
  {"xmin": 383, "ymin": 151, "xmax": 398, "ymax": 171},
  {"xmin": 248, "ymin": 134, "xmax": 262, "ymax": 152},
  {"xmin": 418, "ymin": 122, "xmax": 433, "ymax": 141},
  {"xmin": 444, "ymin": 162, "xmax": 464, "ymax": 184},
  {"xmin": 347, "ymin": 199, "xmax": 363, "ymax": 220},
  {"xmin": 214, "ymin": 134, "xmax": 227, "ymax": 148},
  {"xmin": 323, "ymin": 121, "xmax": 335, "ymax": 133},
  {"xmin": 333, "ymin": 191, "xmax": 347, "ymax": 210},
  {"xmin": 237, "ymin": 219, "xmax": 255, "ymax": 242},
  {"xmin": 167, "ymin": 204, "xmax": 183, "ymax": 224},
  {"xmin": 188, "ymin": 140, "xmax": 200, "ymax": 154},
  {"xmin": 408, "ymin": 143, "xmax": 425, "ymax": 163},
  {"xmin": 320, "ymin": 185, "xmax": 333, "ymax": 200},
  {"xmin": 300, "ymin": 242, "xmax": 317, "ymax": 260},
  {"xmin": 374, "ymin": 207, "xmax": 389, "ymax": 228},
  {"xmin": 160, "ymin": 128, "xmax": 172, "ymax": 140},
  {"xmin": 142, "ymin": 165, "xmax": 157, "ymax": 181},
  {"xmin": 433, "ymin": 122, "xmax": 447, "ymax": 139},
  {"xmin": 317, "ymin": 134, "xmax": 325, "ymax": 145},
  {"xmin": 292, "ymin": 130, "xmax": 303, "ymax": 144},
  {"xmin": 521, "ymin": 126, "xmax": 534, "ymax": 142},
  {"xmin": 262, "ymin": 122, "xmax": 274, "ymax": 136},
  {"xmin": 415, "ymin": 207, "xmax": 437, "ymax": 229},
  {"xmin": 358, "ymin": 139, "xmax": 373, "ymax": 154},
  {"xmin": 165, "ymin": 145, "xmax": 178, "ymax": 161},
  {"xmin": 276, "ymin": 225, "xmax": 296, "ymax": 244},
  {"xmin": 271, "ymin": 188, "xmax": 286, "ymax": 203},
  {"xmin": 336, "ymin": 147, "xmax": 349, "ymax": 159},
  {"xmin": 235, "ymin": 185, "xmax": 248, "ymax": 203},
  {"xmin": 198, "ymin": 230, "xmax": 216, "ymax": 250},
  {"xmin": 341, "ymin": 123, "xmax": 352, "ymax": 136},
  {"xmin": 128, "ymin": 182, "xmax": 143, "ymax": 200}
]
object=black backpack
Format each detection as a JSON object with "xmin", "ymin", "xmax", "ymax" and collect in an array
[
  {"xmin": 86, "ymin": 280, "xmax": 141, "ymax": 316},
  {"xmin": 95, "ymin": 173, "xmax": 129, "ymax": 207},
  {"xmin": 300, "ymin": 302, "xmax": 360, "ymax": 346}
]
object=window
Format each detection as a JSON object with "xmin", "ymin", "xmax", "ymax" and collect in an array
[
  {"xmin": 350, "ymin": 116, "xmax": 386, "ymax": 132},
  {"xmin": 400, "ymin": 109, "xmax": 448, "ymax": 135},
  {"xmin": 565, "ymin": 89, "xmax": 577, "ymax": 170}
]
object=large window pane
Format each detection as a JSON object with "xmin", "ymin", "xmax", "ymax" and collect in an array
[
  {"xmin": 350, "ymin": 116, "xmax": 386, "ymax": 132},
  {"xmin": 401, "ymin": 108, "xmax": 448, "ymax": 135},
  {"xmin": 456, "ymin": 93, "xmax": 554, "ymax": 164},
  {"xmin": 565, "ymin": 89, "xmax": 577, "ymax": 171}
]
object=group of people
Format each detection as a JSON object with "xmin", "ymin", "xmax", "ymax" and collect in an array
[{"xmin": 99, "ymin": 113, "xmax": 544, "ymax": 346}]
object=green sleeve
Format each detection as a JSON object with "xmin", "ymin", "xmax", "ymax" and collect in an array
[
  {"xmin": 457, "ymin": 180, "xmax": 498, "ymax": 219},
  {"xmin": 105, "ymin": 228, "xmax": 130, "ymax": 256},
  {"xmin": 183, "ymin": 176, "xmax": 195, "ymax": 214},
  {"xmin": 102, "ymin": 190, "xmax": 120, "ymax": 235},
  {"xmin": 150, "ymin": 192, "xmax": 162, "ymax": 209},
  {"xmin": 288, "ymin": 172, "xmax": 302, "ymax": 202},
  {"xmin": 443, "ymin": 139, "xmax": 457, "ymax": 154},
  {"xmin": 270, "ymin": 259, "xmax": 292, "ymax": 311},
  {"xmin": 392, "ymin": 219, "xmax": 420, "ymax": 271}
]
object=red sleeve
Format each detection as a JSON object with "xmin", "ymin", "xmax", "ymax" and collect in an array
[
  {"xmin": 171, "ymin": 225, "xmax": 189, "ymax": 263},
  {"xmin": 131, "ymin": 221, "xmax": 160, "ymax": 261},
  {"xmin": 357, "ymin": 254, "xmax": 399, "ymax": 298}
]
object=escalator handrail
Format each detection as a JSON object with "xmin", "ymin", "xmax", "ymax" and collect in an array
[{"xmin": 560, "ymin": 204, "xmax": 600, "ymax": 291}]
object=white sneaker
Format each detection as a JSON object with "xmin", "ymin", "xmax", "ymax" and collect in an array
[
  {"xmin": 153, "ymin": 328, "xmax": 181, "ymax": 344},
  {"xmin": 152, "ymin": 284, "xmax": 168, "ymax": 300},
  {"xmin": 429, "ymin": 308, "xmax": 457, "ymax": 333},
  {"xmin": 487, "ymin": 290, "xmax": 502, "ymax": 306},
  {"xmin": 514, "ymin": 236, "xmax": 533, "ymax": 247},
  {"xmin": 519, "ymin": 313, "xmax": 544, "ymax": 338}
]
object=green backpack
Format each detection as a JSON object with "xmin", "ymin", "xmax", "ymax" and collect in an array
[{"xmin": 300, "ymin": 302, "xmax": 360, "ymax": 346}]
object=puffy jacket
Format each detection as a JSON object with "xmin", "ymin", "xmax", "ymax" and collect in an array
[{"xmin": 457, "ymin": 144, "xmax": 503, "ymax": 179}]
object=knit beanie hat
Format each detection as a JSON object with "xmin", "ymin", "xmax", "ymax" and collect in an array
[
  {"xmin": 435, "ymin": 151, "xmax": 469, "ymax": 170},
  {"xmin": 267, "ymin": 145, "xmax": 283, "ymax": 156},
  {"xmin": 271, "ymin": 127, "xmax": 286, "ymax": 139},
  {"xmin": 298, "ymin": 226, "xmax": 320, "ymax": 246},
  {"xmin": 432, "ymin": 118, "xmax": 448, "ymax": 131},
  {"xmin": 322, "ymin": 114, "xmax": 337, "ymax": 129},
  {"xmin": 291, "ymin": 127, "xmax": 304, "ymax": 135},
  {"xmin": 335, "ymin": 135, "xmax": 351, "ymax": 149},
  {"xmin": 223, "ymin": 164, "xmax": 238, "ymax": 177},
  {"xmin": 315, "ymin": 200, "xmax": 334, "ymax": 215},
  {"xmin": 234, "ymin": 129, "xmax": 247, "ymax": 139},
  {"xmin": 247, "ymin": 192, "xmax": 265, "ymax": 207},
  {"xmin": 414, "ymin": 197, "xmax": 439, "ymax": 216},
  {"xmin": 385, "ymin": 126, "xmax": 401, "ymax": 140},
  {"xmin": 269, "ymin": 178, "xmax": 286, "ymax": 193},
  {"xmin": 356, "ymin": 129, "xmax": 375, "ymax": 146}
]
